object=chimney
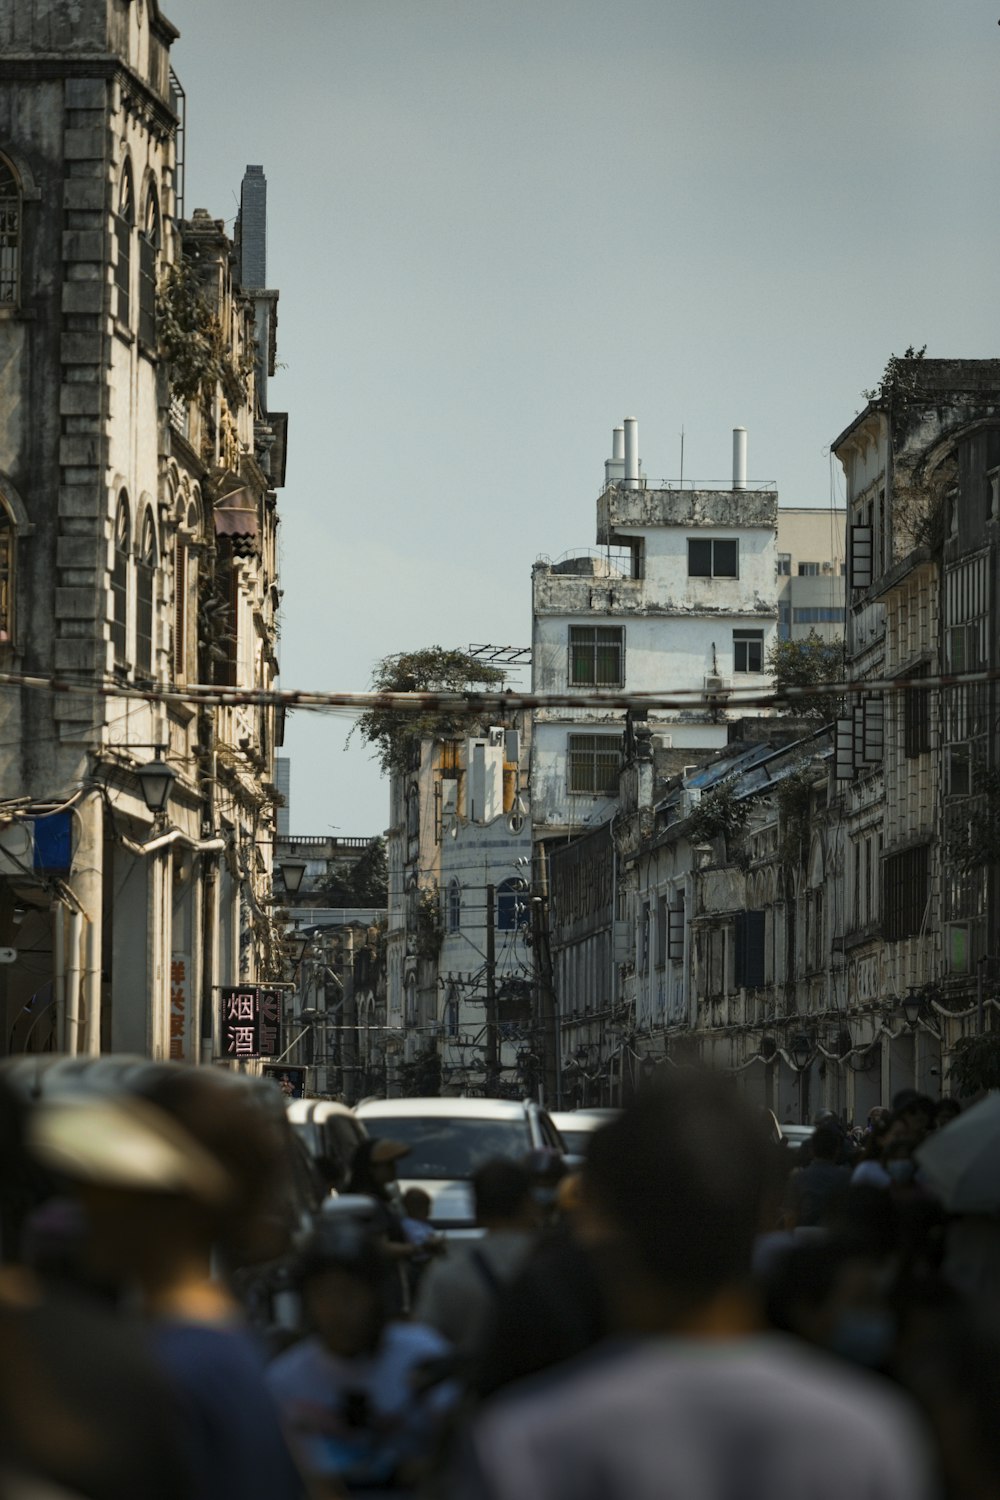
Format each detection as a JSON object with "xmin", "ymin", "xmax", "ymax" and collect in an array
[
  {"xmin": 605, "ymin": 425, "xmax": 625, "ymax": 486},
  {"xmin": 732, "ymin": 427, "xmax": 747, "ymax": 491},
  {"xmin": 624, "ymin": 417, "xmax": 640, "ymax": 491}
]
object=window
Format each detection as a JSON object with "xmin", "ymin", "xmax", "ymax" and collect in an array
[
  {"xmin": 778, "ymin": 602, "xmax": 791, "ymax": 641},
  {"xmin": 496, "ymin": 878, "xmax": 522, "ymax": 932},
  {"xmin": 135, "ymin": 511, "xmax": 156, "ymax": 675},
  {"xmin": 0, "ymin": 156, "xmax": 21, "ymax": 306},
  {"xmin": 988, "ymin": 468, "xmax": 999, "ymax": 520},
  {"xmin": 655, "ymin": 895, "xmax": 667, "ymax": 969},
  {"xmin": 0, "ymin": 502, "xmax": 12, "ymax": 642},
  {"xmin": 688, "ymin": 538, "xmax": 738, "ymax": 578},
  {"xmin": 776, "ymin": 553, "xmax": 791, "ymax": 576},
  {"xmin": 948, "ymin": 923, "xmax": 971, "ymax": 975},
  {"xmin": 904, "ymin": 663, "xmax": 930, "ymax": 756},
  {"xmin": 569, "ymin": 625, "xmax": 624, "ymax": 687},
  {"xmin": 798, "ymin": 561, "xmax": 821, "ymax": 577},
  {"xmin": 792, "ymin": 607, "xmax": 846, "ymax": 625},
  {"xmin": 882, "ymin": 845, "xmax": 929, "ymax": 942},
  {"xmin": 733, "ymin": 629, "xmax": 764, "ymax": 673},
  {"xmin": 568, "ymin": 734, "xmax": 620, "ymax": 795},
  {"xmin": 114, "ymin": 165, "xmax": 134, "ymax": 326},
  {"xmin": 111, "ymin": 494, "xmax": 130, "ymax": 666},
  {"xmin": 138, "ymin": 186, "xmax": 159, "ymax": 347},
  {"xmin": 447, "ymin": 879, "xmax": 462, "ymax": 934},
  {"xmin": 946, "ymin": 745, "xmax": 972, "ymax": 799}
]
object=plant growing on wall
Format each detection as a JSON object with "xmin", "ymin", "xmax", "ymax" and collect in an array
[
  {"xmin": 949, "ymin": 1033, "xmax": 1000, "ymax": 1098},
  {"xmin": 352, "ymin": 647, "xmax": 506, "ymax": 773},
  {"xmin": 947, "ymin": 768, "xmax": 1000, "ymax": 872},
  {"xmin": 767, "ymin": 631, "xmax": 844, "ymax": 723},
  {"xmin": 415, "ymin": 885, "xmax": 444, "ymax": 960},
  {"xmin": 684, "ymin": 779, "xmax": 751, "ymax": 857},
  {"xmin": 320, "ymin": 838, "xmax": 389, "ymax": 907},
  {"xmin": 775, "ymin": 767, "xmax": 815, "ymax": 870},
  {"xmin": 156, "ymin": 258, "xmax": 225, "ymax": 401},
  {"xmin": 862, "ymin": 344, "xmax": 927, "ymax": 405}
]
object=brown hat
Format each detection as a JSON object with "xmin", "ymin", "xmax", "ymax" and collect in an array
[{"xmin": 370, "ymin": 1138, "xmax": 410, "ymax": 1165}]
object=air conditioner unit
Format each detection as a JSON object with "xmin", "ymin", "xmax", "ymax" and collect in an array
[
  {"xmin": 652, "ymin": 733, "xmax": 673, "ymax": 750},
  {"xmin": 704, "ymin": 675, "xmax": 729, "ymax": 692}
]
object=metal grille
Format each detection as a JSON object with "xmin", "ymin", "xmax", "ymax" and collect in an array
[
  {"xmin": 0, "ymin": 161, "xmax": 19, "ymax": 305},
  {"xmin": 569, "ymin": 626, "xmax": 624, "ymax": 687},
  {"xmin": 568, "ymin": 733, "xmax": 621, "ymax": 794}
]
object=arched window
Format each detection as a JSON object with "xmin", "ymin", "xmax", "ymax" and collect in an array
[
  {"xmin": 138, "ymin": 184, "xmax": 159, "ymax": 346},
  {"xmin": 111, "ymin": 494, "xmax": 130, "ymax": 666},
  {"xmin": 447, "ymin": 878, "xmax": 462, "ymax": 934},
  {"xmin": 496, "ymin": 877, "xmax": 523, "ymax": 932},
  {"xmin": 114, "ymin": 163, "xmax": 134, "ymax": 325},
  {"xmin": 0, "ymin": 501, "xmax": 13, "ymax": 642},
  {"xmin": 0, "ymin": 157, "xmax": 21, "ymax": 306},
  {"xmin": 135, "ymin": 510, "xmax": 156, "ymax": 675},
  {"xmin": 173, "ymin": 498, "xmax": 199, "ymax": 683}
]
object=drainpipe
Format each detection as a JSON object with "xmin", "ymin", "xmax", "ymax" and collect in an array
[
  {"xmin": 53, "ymin": 901, "xmax": 66, "ymax": 1052},
  {"xmin": 64, "ymin": 909, "xmax": 83, "ymax": 1056}
]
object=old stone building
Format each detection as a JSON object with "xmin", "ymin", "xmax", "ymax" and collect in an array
[
  {"xmin": 0, "ymin": 4, "xmax": 286, "ymax": 1063},
  {"xmin": 385, "ymin": 718, "xmax": 533, "ymax": 1095}
]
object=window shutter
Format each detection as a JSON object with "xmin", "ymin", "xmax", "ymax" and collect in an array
[
  {"xmin": 173, "ymin": 540, "xmax": 186, "ymax": 681},
  {"xmin": 835, "ymin": 717, "xmax": 855, "ymax": 779},
  {"xmin": 850, "ymin": 525, "xmax": 873, "ymax": 588},
  {"xmin": 735, "ymin": 910, "xmax": 766, "ymax": 989},
  {"xmin": 862, "ymin": 696, "xmax": 884, "ymax": 763},
  {"xmin": 668, "ymin": 903, "xmax": 685, "ymax": 961}
]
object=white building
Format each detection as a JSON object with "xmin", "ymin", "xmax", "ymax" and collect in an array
[{"xmin": 530, "ymin": 418, "xmax": 779, "ymax": 840}]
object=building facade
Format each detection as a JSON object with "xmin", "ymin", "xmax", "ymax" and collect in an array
[{"xmin": 0, "ymin": 5, "xmax": 286, "ymax": 1065}]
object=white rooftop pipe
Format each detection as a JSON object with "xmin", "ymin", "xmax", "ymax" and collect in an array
[
  {"xmin": 605, "ymin": 426, "xmax": 625, "ymax": 486},
  {"xmin": 624, "ymin": 417, "xmax": 640, "ymax": 490},
  {"xmin": 733, "ymin": 427, "xmax": 747, "ymax": 491}
]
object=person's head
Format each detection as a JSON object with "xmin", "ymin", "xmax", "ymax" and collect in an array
[
  {"xmin": 582, "ymin": 1070, "xmax": 778, "ymax": 1328},
  {"xmin": 402, "ymin": 1186, "xmax": 431, "ymax": 1221},
  {"xmin": 473, "ymin": 1159, "xmax": 537, "ymax": 1231},
  {"xmin": 298, "ymin": 1220, "xmax": 387, "ymax": 1356},
  {"xmin": 935, "ymin": 1097, "xmax": 961, "ymax": 1128},
  {"xmin": 810, "ymin": 1126, "xmax": 841, "ymax": 1163},
  {"xmin": 896, "ymin": 1094, "xmax": 935, "ymax": 1141},
  {"xmin": 28, "ymin": 1071, "xmax": 288, "ymax": 1284},
  {"xmin": 521, "ymin": 1148, "xmax": 567, "ymax": 1214},
  {"xmin": 347, "ymin": 1138, "xmax": 410, "ymax": 1199}
]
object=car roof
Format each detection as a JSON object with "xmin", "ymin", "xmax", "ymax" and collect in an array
[
  {"xmin": 287, "ymin": 1099, "xmax": 361, "ymax": 1125},
  {"xmin": 355, "ymin": 1096, "xmax": 537, "ymax": 1121},
  {"xmin": 550, "ymin": 1109, "xmax": 619, "ymax": 1131}
]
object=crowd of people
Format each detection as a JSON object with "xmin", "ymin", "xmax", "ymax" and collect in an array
[{"xmin": 0, "ymin": 1064, "xmax": 998, "ymax": 1499}]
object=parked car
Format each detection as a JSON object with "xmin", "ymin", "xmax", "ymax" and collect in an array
[
  {"xmin": 779, "ymin": 1124, "xmax": 815, "ymax": 1152},
  {"xmin": 286, "ymin": 1098, "xmax": 368, "ymax": 1193},
  {"xmin": 549, "ymin": 1108, "xmax": 620, "ymax": 1167},
  {"xmin": 353, "ymin": 1096, "xmax": 565, "ymax": 1237}
]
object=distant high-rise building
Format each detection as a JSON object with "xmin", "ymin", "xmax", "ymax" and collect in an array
[{"xmin": 276, "ymin": 757, "xmax": 291, "ymax": 836}]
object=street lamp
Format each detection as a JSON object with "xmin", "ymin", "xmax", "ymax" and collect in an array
[
  {"xmin": 900, "ymin": 987, "xmax": 924, "ymax": 1029},
  {"xmin": 134, "ymin": 757, "xmax": 177, "ymax": 816},
  {"xmin": 276, "ymin": 856, "xmax": 308, "ymax": 895},
  {"xmin": 789, "ymin": 1033, "xmax": 812, "ymax": 1071}
]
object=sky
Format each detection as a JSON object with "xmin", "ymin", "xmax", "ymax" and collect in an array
[{"xmin": 164, "ymin": 0, "xmax": 1000, "ymax": 838}]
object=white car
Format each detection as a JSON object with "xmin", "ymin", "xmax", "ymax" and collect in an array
[
  {"xmin": 354, "ymin": 1096, "xmax": 564, "ymax": 1237},
  {"xmin": 549, "ymin": 1108, "xmax": 620, "ymax": 1167},
  {"xmin": 286, "ymin": 1098, "xmax": 368, "ymax": 1192}
]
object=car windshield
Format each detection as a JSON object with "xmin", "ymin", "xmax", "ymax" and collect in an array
[
  {"xmin": 558, "ymin": 1129, "xmax": 593, "ymax": 1157},
  {"xmin": 360, "ymin": 1116, "xmax": 532, "ymax": 1179}
]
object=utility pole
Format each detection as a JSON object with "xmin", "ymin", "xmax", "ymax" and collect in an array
[
  {"xmin": 485, "ymin": 884, "xmax": 498, "ymax": 1092},
  {"xmin": 531, "ymin": 846, "xmax": 560, "ymax": 1107}
]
